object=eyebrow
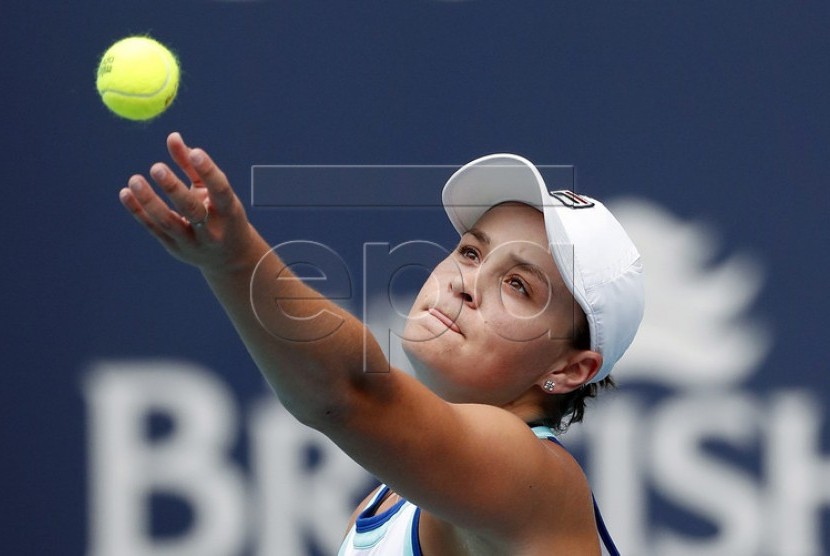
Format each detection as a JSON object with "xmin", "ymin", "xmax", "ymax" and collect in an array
[
  {"xmin": 509, "ymin": 255, "xmax": 550, "ymax": 288},
  {"xmin": 465, "ymin": 227, "xmax": 491, "ymax": 246}
]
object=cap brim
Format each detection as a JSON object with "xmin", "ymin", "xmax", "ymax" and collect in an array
[{"xmin": 442, "ymin": 154, "xmax": 550, "ymax": 234}]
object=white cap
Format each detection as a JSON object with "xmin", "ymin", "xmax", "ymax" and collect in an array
[{"xmin": 442, "ymin": 154, "xmax": 645, "ymax": 383}]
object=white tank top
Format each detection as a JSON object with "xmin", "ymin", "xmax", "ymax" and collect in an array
[{"xmin": 338, "ymin": 485, "xmax": 422, "ymax": 556}]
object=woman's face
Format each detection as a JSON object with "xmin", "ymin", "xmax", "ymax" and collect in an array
[{"xmin": 402, "ymin": 203, "xmax": 580, "ymax": 405}]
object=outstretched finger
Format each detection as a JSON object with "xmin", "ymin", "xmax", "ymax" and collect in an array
[
  {"xmin": 150, "ymin": 162, "xmax": 208, "ymax": 226},
  {"xmin": 126, "ymin": 174, "xmax": 190, "ymax": 236},
  {"xmin": 119, "ymin": 183, "xmax": 180, "ymax": 251},
  {"xmin": 166, "ymin": 132, "xmax": 204, "ymax": 188},
  {"xmin": 187, "ymin": 148, "xmax": 236, "ymax": 213}
]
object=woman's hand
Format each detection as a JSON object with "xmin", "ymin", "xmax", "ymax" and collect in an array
[{"xmin": 119, "ymin": 132, "xmax": 261, "ymax": 273}]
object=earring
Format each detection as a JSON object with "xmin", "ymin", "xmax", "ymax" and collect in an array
[{"xmin": 543, "ymin": 379, "xmax": 555, "ymax": 392}]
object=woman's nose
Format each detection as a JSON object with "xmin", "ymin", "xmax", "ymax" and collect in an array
[{"xmin": 450, "ymin": 271, "xmax": 477, "ymax": 308}]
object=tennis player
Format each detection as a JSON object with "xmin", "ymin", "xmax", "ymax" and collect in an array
[{"xmin": 119, "ymin": 132, "xmax": 644, "ymax": 555}]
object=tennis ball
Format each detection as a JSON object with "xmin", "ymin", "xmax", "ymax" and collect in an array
[{"xmin": 96, "ymin": 36, "xmax": 179, "ymax": 121}]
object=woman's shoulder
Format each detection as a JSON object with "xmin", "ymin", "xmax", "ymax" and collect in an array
[{"xmin": 416, "ymin": 429, "xmax": 599, "ymax": 554}]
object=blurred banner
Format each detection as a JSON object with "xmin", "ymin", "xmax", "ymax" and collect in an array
[{"xmin": 3, "ymin": 2, "xmax": 828, "ymax": 555}]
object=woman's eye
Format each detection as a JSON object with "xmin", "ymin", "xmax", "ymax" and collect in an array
[
  {"xmin": 457, "ymin": 245, "xmax": 480, "ymax": 263},
  {"xmin": 507, "ymin": 276, "xmax": 528, "ymax": 296}
]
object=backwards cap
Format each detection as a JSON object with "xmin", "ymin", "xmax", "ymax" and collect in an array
[{"xmin": 441, "ymin": 154, "xmax": 645, "ymax": 383}]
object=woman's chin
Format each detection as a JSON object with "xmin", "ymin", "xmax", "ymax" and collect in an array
[
  {"xmin": 401, "ymin": 344, "xmax": 467, "ymax": 403},
  {"xmin": 402, "ymin": 340, "xmax": 429, "ymax": 378},
  {"xmin": 403, "ymin": 344, "xmax": 446, "ymax": 394}
]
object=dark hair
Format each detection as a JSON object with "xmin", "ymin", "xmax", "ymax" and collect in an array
[{"xmin": 540, "ymin": 314, "xmax": 616, "ymax": 433}]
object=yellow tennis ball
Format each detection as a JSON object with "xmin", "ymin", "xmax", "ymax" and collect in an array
[{"xmin": 96, "ymin": 36, "xmax": 180, "ymax": 121}]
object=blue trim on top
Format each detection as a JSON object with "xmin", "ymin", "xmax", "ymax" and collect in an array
[
  {"xmin": 543, "ymin": 435, "xmax": 621, "ymax": 556},
  {"xmin": 355, "ymin": 486, "xmax": 408, "ymax": 533},
  {"xmin": 411, "ymin": 507, "xmax": 423, "ymax": 556},
  {"xmin": 592, "ymin": 494, "xmax": 620, "ymax": 556}
]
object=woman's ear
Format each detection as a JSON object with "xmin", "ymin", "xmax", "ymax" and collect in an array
[{"xmin": 544, "ymin": 350, "xmax": 603, "ymax": 393}]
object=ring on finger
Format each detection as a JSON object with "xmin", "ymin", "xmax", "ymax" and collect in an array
[{"xmin": 188, "ymin": 207, "xmax": 209, "ymax": 228}]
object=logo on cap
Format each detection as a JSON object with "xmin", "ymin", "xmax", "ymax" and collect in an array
[{"xmin": 550, "ymin": 190, "xmax": 595, "ymax": 209}]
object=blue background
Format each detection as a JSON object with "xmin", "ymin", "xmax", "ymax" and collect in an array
[{"xmin": 3, "ymin": 2, "xmax": 829, "ymax": 554}]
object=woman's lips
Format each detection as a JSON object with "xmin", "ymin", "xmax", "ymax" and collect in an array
[{"xmin": 428, "ymin": 308, "xmax": 462, "ymax": 334}]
